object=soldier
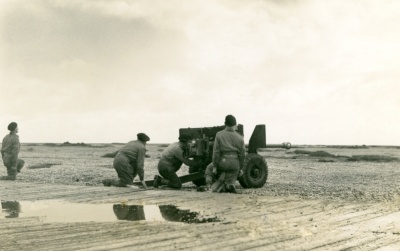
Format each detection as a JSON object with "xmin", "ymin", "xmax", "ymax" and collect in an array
[
  {"xmin": 212, "ymin": 115, "xmax": 245, "ymax": 193},
  {"xmin": 153, "ymin": 133, "xmax": 195, "ymax": 189},
  {"xmin": 1, "ymin": 122, "xmax": 25, "ymax": 180},
  {"xmin": 102, "ymin": 133, "xmax": 150, "ymax": 189},
  {"xmin": 196, "ymin": 163, "xmax": 225, "ymax": 192}
]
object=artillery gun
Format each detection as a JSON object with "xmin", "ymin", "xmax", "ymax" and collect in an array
[
  {"xmin": 134, "ymin": 124, "xmax": 290, "ymax": 188},
  {"xmin": 179, "ymin": 124, "xmax": 291, "ymax": 188}
]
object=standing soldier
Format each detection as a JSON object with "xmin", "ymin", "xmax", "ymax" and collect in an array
[
  {"xmin": 153, "ymin": 133, "xmax": 195, "ymax": 189},
  {"xmin": 1, "ymin": 122, "xmax": 25, "ymax": 180},
  {"xmin": 102, "ymin": 133, "xmax": 150, "ymax": 189},
  {"xmin": 212, "ymin": 115, "xmax": 245, "ymax": 193}
]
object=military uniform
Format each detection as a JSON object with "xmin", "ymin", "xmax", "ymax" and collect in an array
[
  {"xmin": 157, "ymin": 142, "xmax": 194, "ymax": 189},
  {"xmin": 1, "ymin": 131, "xmax": 24, "ymax": 180},
  {"xmin": 110, "ymin": 140, "xmax": 147, "ymax": 187},
  {"xmin": 213, "ymin": 126, "xmax": 245, "ymax": 188}
]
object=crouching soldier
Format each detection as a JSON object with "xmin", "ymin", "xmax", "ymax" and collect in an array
[
  {"xmin": 102, "ymin": 133, "xmax": 150, "ymax": 189},
  {"xmin": 199, "ymin": 162, "xmax": 243, "ymax": 193},
  {"xmin": 196, "ymin": 163, "xmax": 224, "ymax": 192},
  {"xmin": 1, "ymin": 122, "xmax": 25, "ymax": 180},
  {"xmin": 153, "ymin": 134, "xmax": 195, "ymax": 189}
]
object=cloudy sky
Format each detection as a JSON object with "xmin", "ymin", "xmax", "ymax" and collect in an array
[{"xmin": 1, "ymin": 0, "xmax": 399, "ymax": 145}]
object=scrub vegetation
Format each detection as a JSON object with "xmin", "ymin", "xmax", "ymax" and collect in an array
[
  {"xmin": 289, "ymin": 149, "xmax": 399, "ymax": 162},
  {"xmin": 28, "ymin": 163, "xmax": 62, "ymax": 169},
  {"xmin": 2, "ymin": 144, "xmax": 400, "ymax": 202}
]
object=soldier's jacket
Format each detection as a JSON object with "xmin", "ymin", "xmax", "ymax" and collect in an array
[
  {"xmin": 1, "ymin": 132, "xmax": 20, "ymax": 167},
  {"xmin": 160, "ymin": 142, "xmax": 193, "ymax": 171},
  {"xmin": 118, "ymin": 140, "xmax": 146, "ymax": 180},
  {"xmin": 213, "ymin": 127, "xmax": 245, "ymax": 168}
]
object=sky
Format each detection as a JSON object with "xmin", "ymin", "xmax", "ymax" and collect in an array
[{"xmin": 0, "ymin": 0, "xmax": 399, "ymax": 145}]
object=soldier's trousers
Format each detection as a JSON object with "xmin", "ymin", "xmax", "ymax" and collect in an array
[
  {"xmin": 217, "ymin": 154, "xmax": 240, "ymax": 186},
  {"xmin": 112, "ymin": 152, "xmax": 136, "ymax": 187},
  {"xmin": 157, "ymin": 160, "xmax": 182, "ymax": 189},
  {"xmin": 2, "ymin": 155, "xmax": 25, "ymax": 180}
]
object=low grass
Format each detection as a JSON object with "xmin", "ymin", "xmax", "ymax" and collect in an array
[
  {"xmin": 347, "ymin": 155, "xmax": 399, "ymax": 162},
  {"xmin": 39, "ymin": 142, "xmax": 111, "ymax": 148},
  {"xmin": 101, "ymin": 151, "xmax": 151, "ymax": 158},
  {"xmin": 101, "ymin": 151, "xmax": 118, "ymax": 158},
  {"xmin": 318, "ymin": 159, "xmax": 336, "ymax": 162},
  {"xmin": 28, "ymin": 163, "xmax": 62, "ymax": 169},
  {"xmin": 291, "ymin": 150, "xmax": 398, "ymax": 163},
  {"xmin": 327, "ymin": 145, "xmax": 369, "ymax": 149},
  {"xmin": 291, "ymin": 150, "xmax": 312, "ymax": 155},
  {"xmin": 292, "ymin": 150, "xmax": 335, "ymax": 157},
  {"xmin": 309, "ymin": 151, "xmax": 336, "ymax": 158}
]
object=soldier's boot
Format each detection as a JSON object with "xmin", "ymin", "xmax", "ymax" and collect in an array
[
  {"xmin": 153, "ymin": 175, "xmax": 169, "ymax": 188},
  {"xmin": 210, "ymin": 172, "xmax": 226, "ymax": 192},
  {"xmin": 153, "ymin": 175, "xmax": 162, "ymax": 188},
  {"xmin": 3, "ymin": 167, "xmax": 17, "ymax": 180},
  {"xmin": 102, "ymin": 179, "xmax": 126, "ymax": 187},
  {"xmin": 102, "ymin": 179, "xmax": 112, "ymax": 186},
  {"xmin": 210, "ymin": 180, "xmax": 226, "ymax": 193},
  {"xmin": 225, "ymin": 184, "xmax": 237, "ymax": 194},
  {"xmin": 103, "ymin": 179, "xmax": 121, "ymax": 187},
  {"xmin": 197, "ymin": 182, "xmax": 211, "ymax": 192}
]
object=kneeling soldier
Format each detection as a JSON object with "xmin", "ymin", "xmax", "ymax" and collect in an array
[
  {"xmin": 154, "ymin": 134, "xmax": 195, "ymax": 189},
  {"xmin": 103, "ymin": 133, "xmax": 150, "ymax": 189}
]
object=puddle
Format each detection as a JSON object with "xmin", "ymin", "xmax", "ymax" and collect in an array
[{"xmin": 1, "ymin": 200, "xmax": 219, "ymax": 224}]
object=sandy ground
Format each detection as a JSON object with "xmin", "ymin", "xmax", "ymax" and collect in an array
[
  {"xmin": 1, "ymin": 144, "xmax": 400, "ymax": 250},
  {"xmin": 8, "ymin": 143, "xmax": 400, "ymax": 202}
]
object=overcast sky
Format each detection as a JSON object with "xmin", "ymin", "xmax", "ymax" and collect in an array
[{"xmin": 1, "ymin": 0, "xmax": 399, "ymax": 145}]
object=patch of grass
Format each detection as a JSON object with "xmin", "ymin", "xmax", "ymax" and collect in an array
[
  {"xmin": 101, "ymin": 151, "xmax": 118, "ymax": 158},
  {"xmin": 28, "ymin": 163, "xmax": 62, "ymax": 169},
  {"xmin": 41, "ymin": 142, "xmax": 111, "ymax": 148},
  {"xmin": 318, "ymin": 159, "xmax": 336, "ymax": 162},
  {"xmin": 346, "ymin": 155, "xmax": 399, "ymax": 162},
  {"xmin": 290, "ymin": 150, "xmax": 336, "ymax": 158},
  {"xmin": 309, "ymin": 151, "xmax": 336, "ymax": 158},
  {"xmin": 291, "ymin": 150, "xmax": 312, "ymax": 155},
  {"xmin": 61, "ymin": 142, "xmax": 93, "ymax": 147},
  {"xmin": 101, "ymin": 152, "xmax": 151, "ymax": 158},
  {"xmin": 24, "ymin": 143, "xmax": 41, "ymax": 146},
  {"xmin": 43, "ymin": 143, "xmax": 58, "ymax": 147},
  {"xmin": 158, "ymin": 144, "xmax": 169, "ymax": 147},
  {"xmin": 327, "ymin": 145, "xmax": 369, "ymax": 149}
]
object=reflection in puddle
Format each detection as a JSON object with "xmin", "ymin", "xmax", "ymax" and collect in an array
[{"xmin": 1, "ymin": 200, "xmax": 219, "ymax": 224}]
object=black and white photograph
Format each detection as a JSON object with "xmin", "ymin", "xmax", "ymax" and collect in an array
[{"xmin": 1, "ymin": 1, "xmax": 399, "ymax": 250}]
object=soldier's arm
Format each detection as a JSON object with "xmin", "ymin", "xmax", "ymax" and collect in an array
[
  {"xmin": 212, "ymin": 135, "xmax": 221, "ymax": 167},
  {"xmin": 238, "ymin": 139, "xmax": 246, "ymax": 169},
  {"xmin": 173, "ymin": 145, "xmax": 195, "ymax": 166},
  {"xmin": 181, "ymin": 158, "xmax": 195, "ymax": 167},
  {"xmin": 174, "ymin": 147, "xmax": 195, "ymax": 167},
  {"xmin": 11, "ymin": 137, "xmax": 19, "ymax": 167},
  {"xmin": 136, "ymin": 148, "xmax": 146, "ymax": 181}
]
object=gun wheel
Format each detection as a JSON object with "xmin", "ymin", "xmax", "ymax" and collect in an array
[{"xmin": 239, "ymin": 153, "xmax": 268, "ymax": 188}]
